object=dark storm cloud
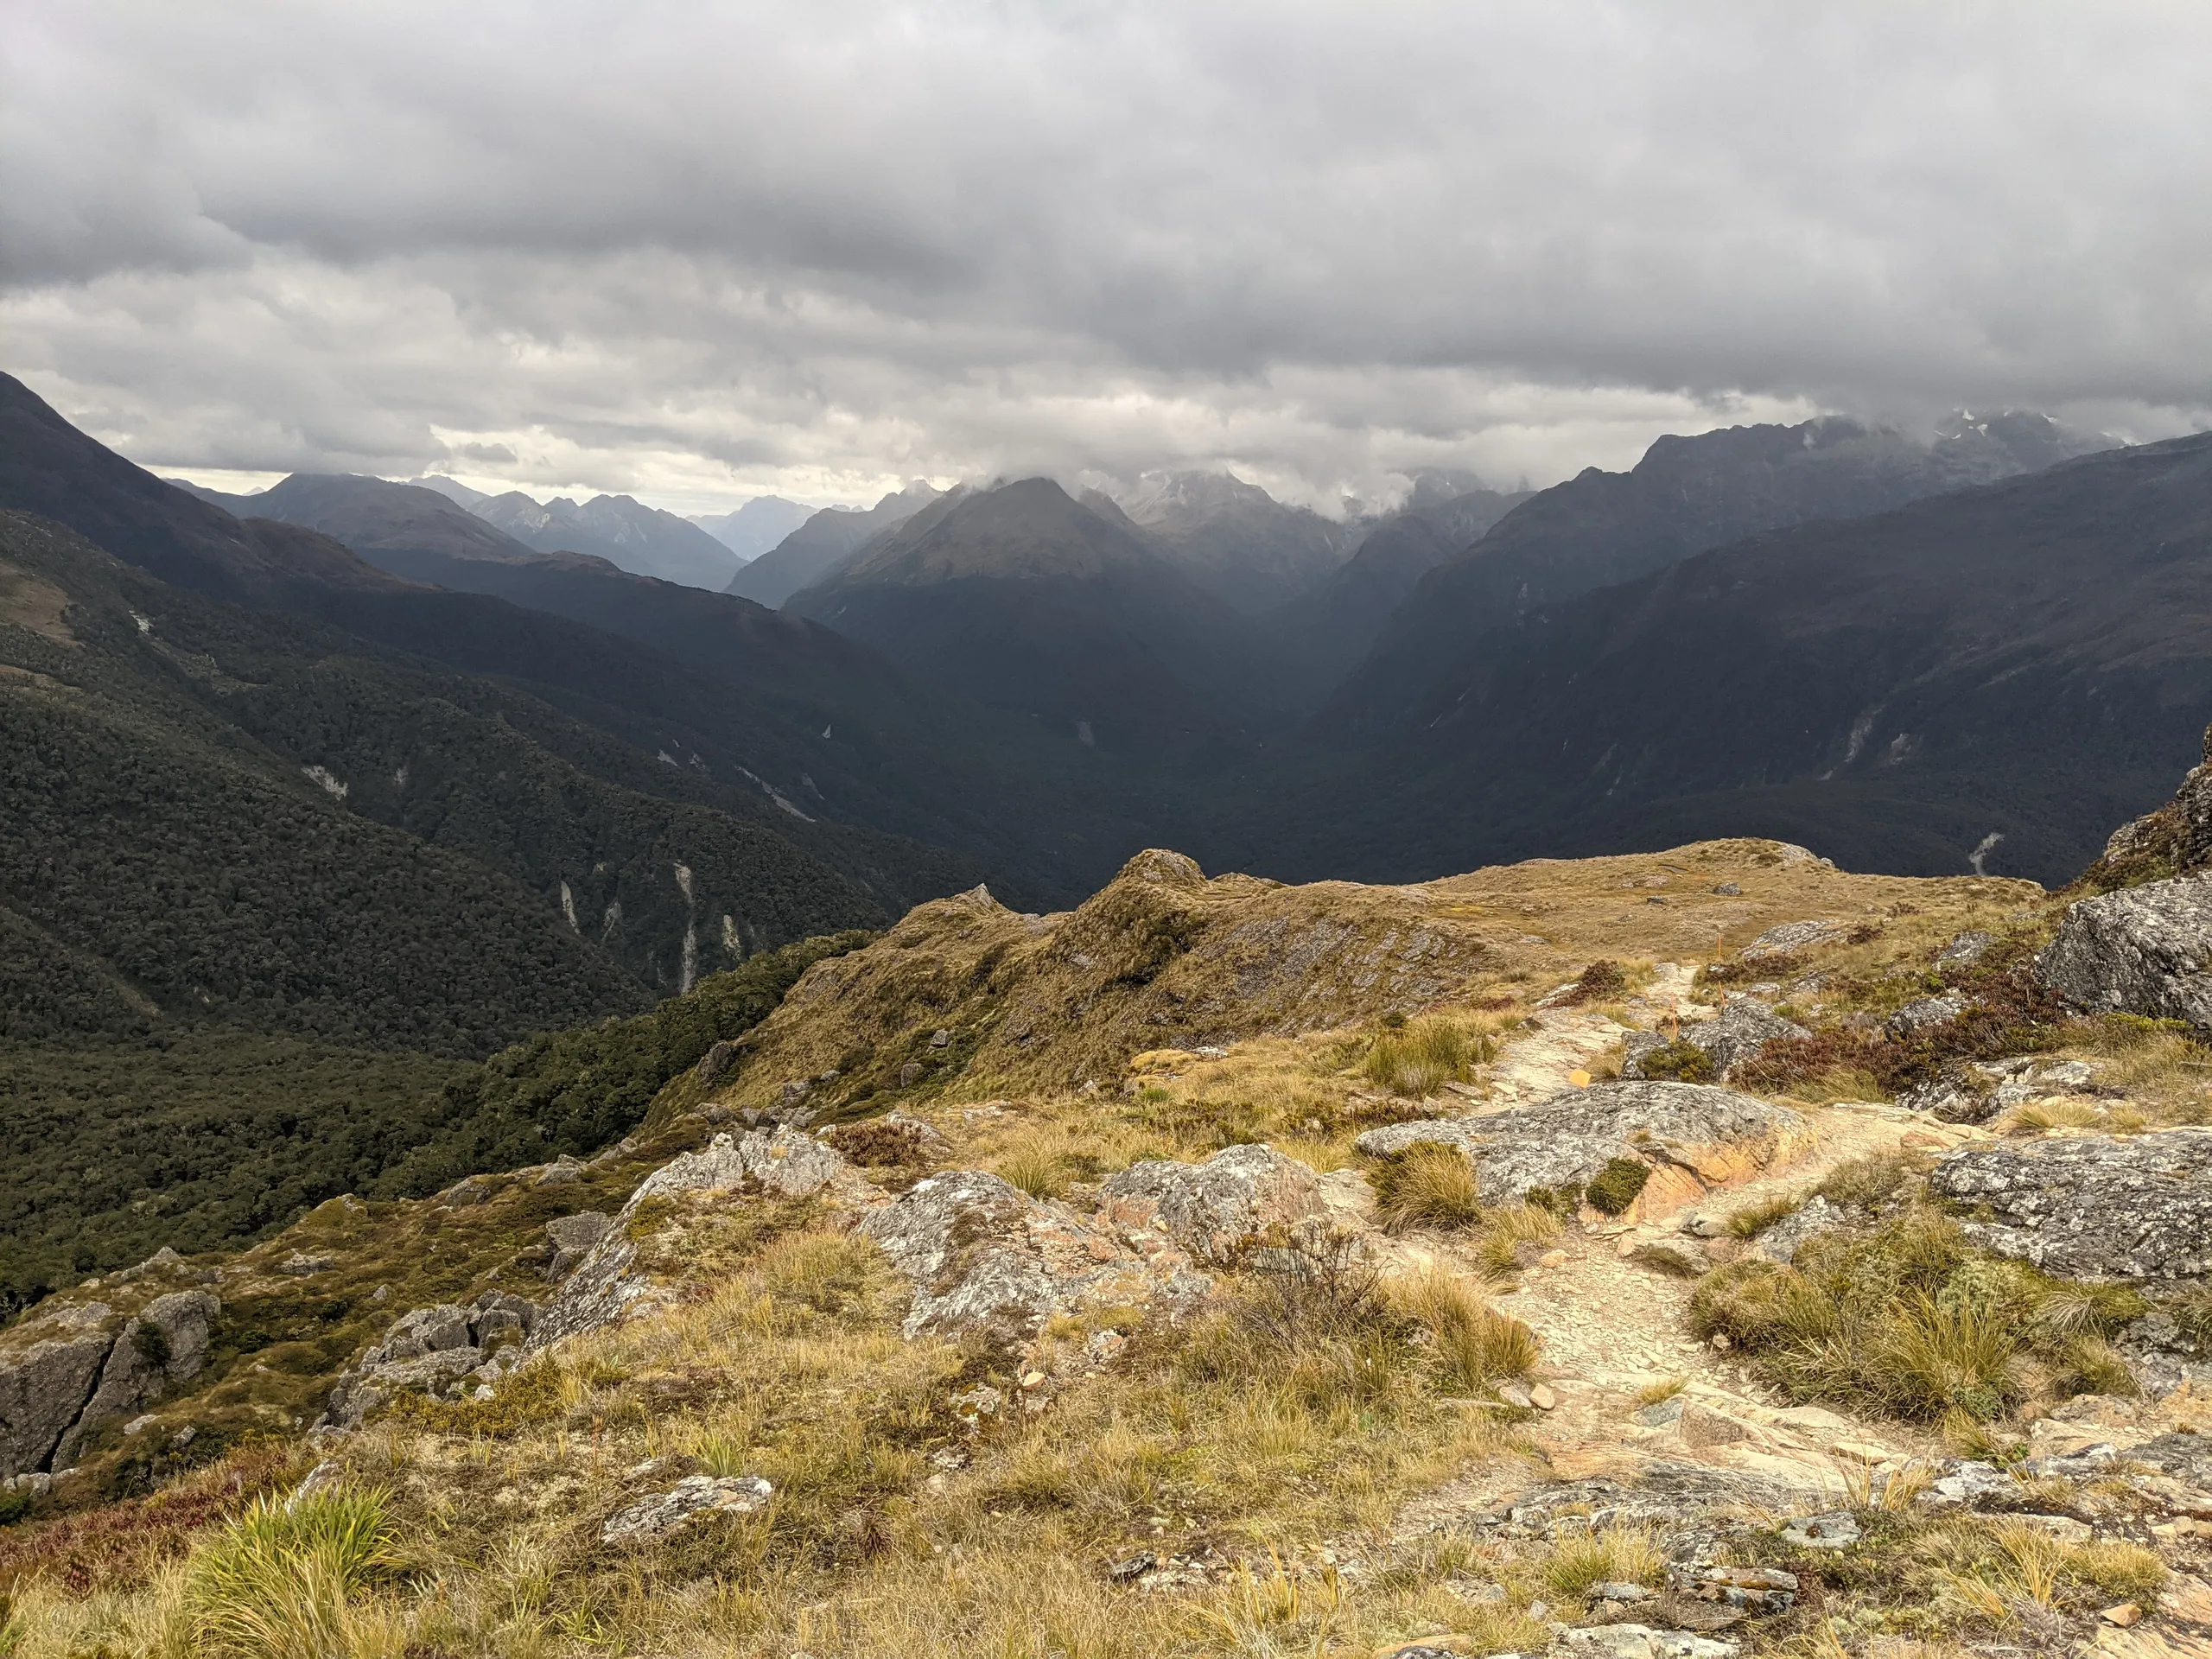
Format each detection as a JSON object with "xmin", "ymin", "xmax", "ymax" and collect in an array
[{"xmin": 4, "ymin": 2, "xmax": 2209, "ymax": 507}]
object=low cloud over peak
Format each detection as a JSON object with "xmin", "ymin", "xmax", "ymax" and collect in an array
[{"xmin": 6, "ymin": 2, "xmax": 2209, "ymax": 512}]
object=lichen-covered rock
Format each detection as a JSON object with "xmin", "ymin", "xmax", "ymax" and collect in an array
[
  {"xmin": 1751, "ymin": 1196, "xmax": 1846, "ymax": 1265},
  {"xmin": 1098, "ymin": 1143, "xmax": 1328, "ymax": 1265},
  {"xmin": 1897, "ymin": 1062, "xmax": 1999, "ymax": 1124},
  {"xmin": 51, "ymin": 1289, "xmax": 219, "ymax": 1467},
  {"xmin": 2037, "ymin": 874, "xmax": 2212, "ymax": 1027},
  {"xmin": 545, "ymin": 1212, "xmax": 613, "ymax": 1277},
  {"xmin": 1742, "ymin": 920, "xmax": 1842, "ymax": 961},
  {"xmin": 0, "ymin": 1306, "xmax": 116, "ymax": 1478},
  {"xmin": 1622, "ymin": 995, "xmax": 1808, "ymax": 1080},
  {"xmin": 1885, "ymin": 993, "xmax": 1968, "ymax": 1039},
  {"xmin": 861, "ymin": 1170, "xmax": 1208, "ymax": 1346},
  {"xmin": 601, "ymin": 1473, "xmax": 772, "ymax": 1544},
  {"xmin": 530, "ymin": 1129, "xmax": 863, "ymax": 1352},
  {"xmin": 1930, "ymin": 1128, "xmax": 2212, "ymax": 1279},
  {"xmin": 1936, "ymin": 931, "xmax": 1996, "ymax": 969},
  {"xmin": 1355, "ymin": 1083, "xmax": 1806, "ymax": 1217},
  {"xmin": 318, "ymin": 1292, "xmax": 541, "ymax": 1430}
]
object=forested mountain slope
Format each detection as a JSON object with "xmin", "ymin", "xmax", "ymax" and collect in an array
[
  {"xmin": 1332, "ymin": 412, "xmax": 2111, "ymax": 730},
  {"xmin": 0, "ymin": 514, "xmax": 890, "ymax": 1036},
  {"xmin": 1247, "ymin": 432, "xmax": 2212, "ymax": 886}
]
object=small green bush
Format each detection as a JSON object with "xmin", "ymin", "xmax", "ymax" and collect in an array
[
  {"xmin": 1635, "ymin": 1040, "xmax": 1713, "ymax": 1083},
  {"xmin": 1586, "ymin": 1158, "xmax": 1651, "ymax": 1216}
]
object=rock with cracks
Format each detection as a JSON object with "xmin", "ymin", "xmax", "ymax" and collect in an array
[
  {"xmin": 861, "ymin": 1170, "xmax": 1209, "ymax": 1346},
  {"xmin": 1929, "ymin": 1128, "xmax": 2212, "ymax": 1280},
  {"xmin": 1098, "ymin": 1143, "xmax": 1331, "ymax": 1265},
  {"xmin": 1355, "ymin": 1082, "xmax": 1806, "ymax": 1216},
  {"xmin": 2037, "ymin": 874, "xmax": 2212, "ymax": 1028},
  {"xmin": 601, "ymin": 1473, "xmax": 772, "ymax": 1544},
  {"xmin": 529, "ymin": 1128, "xmax": 863, "ymax": 1352},
  {"xmin": 50, "ymin": 1289, "xmax": 219, "ymax": 1468},
  {"xmin": 0, "ymin": 1306, "xmax": 118, "ymax": 1478}
]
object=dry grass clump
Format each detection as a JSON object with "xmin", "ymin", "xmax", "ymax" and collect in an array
[
  {"xmin": 182, "ymin": 1487, "xmax": 405, "ymax": 1658},
  {"xmin": 1725, "ymin": 1192, "xmax": 1804, "ymax": 1238},
  {"xmin": 1389, "ymin": 1271, "xmax": 1538, "ymax": 1395},
  {"xmin": 1363, "ymin": 1014, "xmax": 1497, "ymax": 1097},
  {"xmin": 1540, "ymin": 1522, "xmax": 1668, "ymax": 1597},
  {"xmin": 1924, "ymin": 1518, "xmax": 2165, "ymax": 1628},
  {"xmin": 1372, "ymin": 1143, "xmax": 1484, "ymax": 1231},
  {"xmin": 1688, "ymin": 1212, "xmax": 2139, "ymax": 1421},
  {"xmin": 1472, "ymin": 1200, "xmax": 1563, "ymax": 1274}
]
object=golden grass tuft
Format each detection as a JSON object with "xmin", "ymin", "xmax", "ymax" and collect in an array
[
  {"xmin": 1363, "ymin": 1014, "xmax": 1496, "ymax": 1097},
  {"xmin": 1390, "ymin": 1271, "xmax": 1539, "ymax": 1395},
  {"xmin": 182, "ymin": 1487, "xmax": 404, "ymax": 1659},
  {"xmin": 1372, "ymin": 1144, "xmax": 1484, "ymax": 1232},
  {"xmin": 1540, "ymin": 1523, "xmax": 1667, "ymax": 1597}
]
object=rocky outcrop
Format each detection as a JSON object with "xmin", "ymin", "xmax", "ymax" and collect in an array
[
  {"xmin": 2088, "ymin": 722, "xmax": 2212, "ymax": 884},
  {"xmin": 1930, "ymin": 1128, "xmax": 2212, "ymax": 1280},
  {"xmin": 2037, "ymin": 874, "xmax": 2212, "ymax": 1027},
  {"xmin": 861, "ymin": 1170, "xmax": 1210, "ymax": 1347},
  {"xmin": 0, "ymin": 1306, "xmax": 116, "ymax": 1478},
  {"xmin": 319, "ymin": 1291, "xmax": 538, "ymax": 1431},
  {"xmin": 1621, "ymin": 996, "xmax": 1808, "ymax": 1081},
  {"xmin": 545, "ymin": 1212, "xmax": 613, "ymax": 1277},
  {"xmin": 1741, "ymin": 920, "xmax": 1841, "ymax": 961},
  {"xmin": 1898, "ymin": 1056, "xmax": 2103, "ymax": 1124},
  {"xmin": 1355, "ymin": 1082, "xmax": 1807, "ymax": 1218},
  {"xmin": 0, "ymin": 1281, "xmax": 225, "ymax": 1477},
  {"xmin": 1098, "ymin": 1143, "xmax": 1329, "ymax": 1264},
  {"xmin": 51, "ymin": 1290, "xmax": 219, "ymax": 1468},
  {"xmin": 529, "ymin": 1128, "xmax": 865, "ymax": 1352}
]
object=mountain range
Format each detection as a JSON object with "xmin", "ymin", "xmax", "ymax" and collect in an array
[
  {"xmin": 726, "ymin": 481, "xmax": 944, "ymax": 607},
  {"xmin": 690, "ymin": 494, "xmax": 815, "ymax": 562}
]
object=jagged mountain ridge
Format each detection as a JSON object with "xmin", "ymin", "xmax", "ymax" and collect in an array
[
  {"xmin": 786, "ymin": 476, "xmax": 1299, "ymax": 752},
  {"xmin": 690, "ymin": 495, "xmax": 814, "ymax": 562},
  {"xmin": 726, "ymin": 480, "xmax": 943, "ymax": 607},
  {"xmin": 1104, "ymin": 467, "xmax": 1364, "ymax": 613},
  {"xmin": 470, "ymin": 488, "xmax": 741, "ymax": 591},
  {"xmin": 1332, "ymin": 411, "xmax": 2116, "ymax": 730}
]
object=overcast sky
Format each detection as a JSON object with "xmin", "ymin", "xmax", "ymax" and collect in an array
[{"xmin": 5, "ymin": 2, "xmax": 2210, "ymax": 514}]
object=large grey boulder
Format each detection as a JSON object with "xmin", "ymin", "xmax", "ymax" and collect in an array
[
  {"xmin": 861, "ymin": 1170, "xmax": 1209, "ymax": 1346},
  {"xmin": 1930, "ymin": 1128, "xmax": 2212, "ymax": 1279},
  {"xmin": 0, "ymin": 1306, "xmax": 116, "ymax": 1478},
  {"xmin": 861, "ymin": 1172, "xmax": 1064, "ymax": 1344},
  {"xmin": 1098, "ymin": 1143, "xmax": 1327, "ymax": 1265},
  {"xmin": 1355, "ymin": 1082, "xmax": 1806, "ymax": 1205},
  {"xmin": 1621, "ymin": 995, "xmax": 1808, "ymax": 1080},
  {"xmin": 51, "ymin": 1289, "xmax": 219, "ymax": 1467},
  {"xmin": 530, "ymin": 1128, "xmax": 860, "ymax": 1352},
  {"xmin": 2037, "ymin": 874, "xmax": 2212, "ymax": 1027}
]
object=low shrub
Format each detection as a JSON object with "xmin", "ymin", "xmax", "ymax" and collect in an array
[
  {"xmin": 1688, "ymin": 1213, "xmax": 2135, "ymax": 1421},
  {"xmin": 1634, "ymin": 1039, "xmax": 1714, "ymax": 1083},
  {"xmin": 1565, "ymin": 960, "xmax": 1627, "ymax": 1004},
  {"xmin": 1473, "ymin": 1200, "xmax": 1563, "ymax": 1274},
  {"xmin": 1586, "ymin": 1158, "xmax": 1651, "ymax": 1216}
]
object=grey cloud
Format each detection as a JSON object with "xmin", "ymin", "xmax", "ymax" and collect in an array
[{"xmin": 4, "ymin": 3, "xmax": 2210, "ymax": 506}]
